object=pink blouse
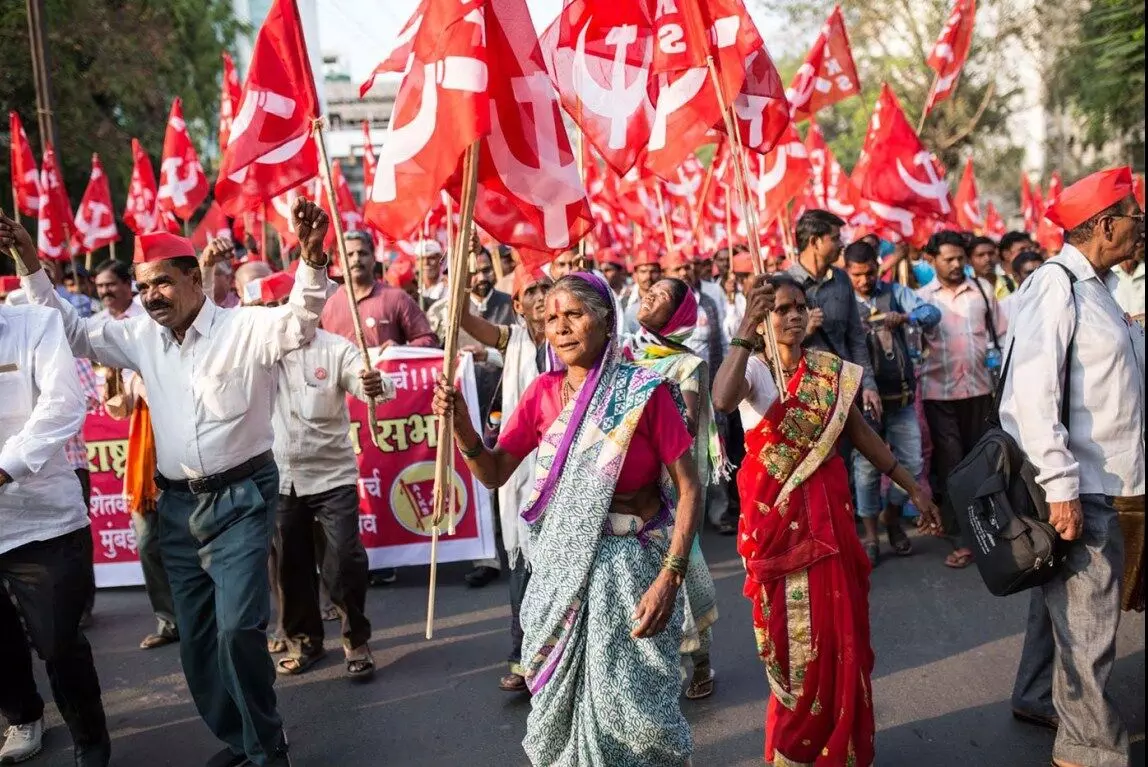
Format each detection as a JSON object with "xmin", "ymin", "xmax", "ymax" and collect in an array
[{"xmin": 498, "ymin": 372, "xmax": 692, "ymax": 493}]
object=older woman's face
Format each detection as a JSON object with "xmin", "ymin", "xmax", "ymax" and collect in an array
[
  {"xmin": 770, "ymin": 284, "xmax": 809, "ymax": 347},
  {"xmin": 545, "ymin": 289, "xmax": 607, "ymax": 368},
  {"xmin": 636, "ymin": 279, "xmax": 676, "ymax": 333}
]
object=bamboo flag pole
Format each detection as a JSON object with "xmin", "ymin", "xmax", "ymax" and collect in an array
[
  {"xmin": 576, "ymin": 103, "xmax": 588, "ymax": 264},
  {"xmin": 313, "ymin": 118, "xmax": 383, "ymax": 450},
  {"xmin": 917, "ymin": 73, "xmax": 940, "ymax": 135},
  {"xmin": 653, "ymin": 181, "xmax": 675, "ymax": 255},
  {"xmin": 707, "ymin": 56, "xmax": 787, "ymax": 401},
  {"xmin": 427, "ymin": 141, "xmax": 481, "ymax": 640},
  {"xmin": 690, "ymin": 139, "xmax": 721, "ymax": 240}
]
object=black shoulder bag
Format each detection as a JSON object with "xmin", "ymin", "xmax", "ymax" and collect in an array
[{"xmin": 945, "ymin": 264, "xmax": 1077, "ymax": 597}]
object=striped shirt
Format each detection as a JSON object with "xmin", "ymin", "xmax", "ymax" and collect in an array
[
  {"xmin": 917, "ymin": 277, "xmax": 1008, "ymax": 402},
  {"xmin": 63, "ymin": 356, "xmax": 101, "ymax": 471}
]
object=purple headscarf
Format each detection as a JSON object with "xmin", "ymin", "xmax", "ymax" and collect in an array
[{"xmin": 521, "ymin": 272, "xmax": 617, "ymax": 524}]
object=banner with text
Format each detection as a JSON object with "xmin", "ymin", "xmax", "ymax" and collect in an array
[{"xmin": 87, "ymin": 348, "xmax": 494, "ymax": 587}]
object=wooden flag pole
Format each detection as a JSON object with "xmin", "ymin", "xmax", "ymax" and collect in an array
[
  {"xmin": 653, "ymin": 181, "xmax": 675, "ymax": 255},
  {"xmin": 427, "ymin": 141, "xmax": 480, "ymax": 640},
  {"xmin": 917, "ymin": 73, "xmax": 940, "ymax": 135},
  {"xmin": 109, "ymin": 240, "xmax": 116, "ymax": 262},
  {"xmin": 260, "ymin": 202, "xmax": 268, "ymax": 264},
  {"xmin": 690, "ymin": 139, "xmax": 721, "ymax": 240},
  {"xmin": 313, "ymin": 118, "xmax": 383, "ymax": 450},
  {"xmin": 707, "ymin": 56, "xmax": 787, "ymax": 400}
]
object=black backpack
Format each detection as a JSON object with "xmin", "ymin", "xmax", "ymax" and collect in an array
[
  {"xmin": 860, "ymin": 288, "xmax": 917, "ymax": 405},
  {"xmin": 945, "ymin": 263, "xmax": 1076, "ymax": 597}
]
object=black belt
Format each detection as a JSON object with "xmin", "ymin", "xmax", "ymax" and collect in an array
[{"xmin": 155, "ymin": 450, "xmax": 275, "ymax": 495}]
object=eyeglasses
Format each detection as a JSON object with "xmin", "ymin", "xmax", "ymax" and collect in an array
[{"xmin": 1110, "ymin": 213, "xmax": 1145, "ymax": 224}]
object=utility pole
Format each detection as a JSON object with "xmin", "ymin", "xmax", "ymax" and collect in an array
[{"xmin": 25, "ymin": 0, "xmax": 58, "ymax": 150}]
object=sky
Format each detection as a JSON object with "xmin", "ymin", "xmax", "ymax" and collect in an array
[{"xmin": 314, "ymin": 0, "xmax": 799, "ymax": 85}]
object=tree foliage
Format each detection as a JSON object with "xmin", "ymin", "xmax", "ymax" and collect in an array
[
  {"xmin": 1052, "ymin": 0, "xmax": 1145, "ymax": 168},
  {"xmin": 0, "ymin": 0, "xmax": 246, "ymax": 229}
]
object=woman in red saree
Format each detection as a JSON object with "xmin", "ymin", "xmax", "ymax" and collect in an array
[{"xmin": 713, "ymin": 275, "xmax": 942, "ymax": 767}]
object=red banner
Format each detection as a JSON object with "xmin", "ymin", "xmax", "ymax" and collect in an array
[{"xmin": 87, "ymin": 348, "xmax": 493, "ymax": 587}]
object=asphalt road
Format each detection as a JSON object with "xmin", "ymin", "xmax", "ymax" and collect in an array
[{"xmin": 29, "ymin": 530, "xmax": 1145, "ymax": 767}]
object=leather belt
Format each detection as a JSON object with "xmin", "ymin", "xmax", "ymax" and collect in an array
[{"xmin": 155, "ymin": 450, "xmax": 275, "ymax": 495}]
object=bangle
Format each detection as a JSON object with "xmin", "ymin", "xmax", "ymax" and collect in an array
[
  {"xmin": 303, "ymin": 251, "xmax": 330, "ymax": 269},
  {"xmin": 730, "ymin": 337, "xmax": 754, "ymax": 351},
  {"xmin": 460, "ymin": 438, "xmax": 484, "ymax": 460},
  {"xmin": 883, "ymin": 459, "xmax": 900, "ymax": 478},
  {"xmin": 661, "ymin": 553, "xmax": 689, "ymax": 578}
]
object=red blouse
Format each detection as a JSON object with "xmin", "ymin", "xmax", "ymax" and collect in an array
[{"xmin": 497, "ymin": 372, "xmax": 692, "ymax": 493}]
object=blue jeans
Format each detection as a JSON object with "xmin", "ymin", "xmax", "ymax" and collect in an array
[{"xmin": 850, "ymin": 403, "xmax": 923, "ymax": 518}]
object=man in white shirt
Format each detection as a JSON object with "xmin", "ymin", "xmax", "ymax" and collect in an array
[
  {"xmin": 1112, "ymin": 253, "xmax": 1144, "ymax": 322},
  {"xmin": 1001, "ymin": 168, "xmax": 1144, "ymax": 767},
  {"xmin": 417, "ymin": 239, "xmax": 447, "ymax": 311},
  {"xmin": 2, "ymin": 199, "xmax": 333, "ymax": 767},
  {"xmin": 0, "ymin": 302, "xmax": 110, "ymax": 766},
  {"xmin": 249, "ymin": 272, "xmax": 392, "ymax": 679}
]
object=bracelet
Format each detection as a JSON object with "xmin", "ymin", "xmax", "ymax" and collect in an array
[
  {"xmin": 496, "ymin": 325, "xmax": 511, "ymax": 356},
  {"xmin": 302, "ymin": 252, "xmax": 330, "ymax": 269},
  {"xmin": 661, "ymin": 553, "xmax": 689, "ymax": 578},
  {"xmin": 730, "ymin": 337, "xmax": 755, "ymax": 351},
  {"xmin": 883, "ymin": 459, "xmax": 900, "ymax": 478},
  {"xmin": 460, "ymin": 438, "xmax": 484, "ymax": 460}
]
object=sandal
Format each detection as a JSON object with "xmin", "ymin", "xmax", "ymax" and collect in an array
[
  {"xmin": 276, "ymin": 649, "xmax": 326, "ymax": 675},
  {"xmin": 267, "ymin": 637, "xmax": 287, "ymax": 654},
  {"xmin": 886, "ymin": 521, "xmax": 913, "ymax": 556},
  {"xmin": 944, "ymin": 549, "xmax": 974, "ymax": 569},
  {"xmin": 863, "ymin": 541, "xmax": 879, "ymax": 567},
  {"xmin": 499, "ymin": 673, "xmax": 528, "ymax": 692},
  {"xmin": 345, "ymin": 647, "xmax": 375, "ymax": 678},
  {"xmin": 685, "ymin": 666, "xmax": 715, "ymax": 700}
]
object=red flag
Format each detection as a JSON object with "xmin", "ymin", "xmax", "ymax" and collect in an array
[
  {"xmin": 1035, "ymin": 174, "xmax": 1064, "ymax": 253},
  {"xmin": 785, "ymin": 6, "xmax": 861, "ymax": 122},
  {"xmin": 72, "ymin": 154, "xmax": 119, "ymax": 254},
  {"xmin": 265, "ymin": 184, "xmax": 307, "ymax": 250},
  {"xmin": 123, "ymin": 139, "xmax": 162, "ymax": 235},
  {"xmin": 983, "ymin": 201, "xmax": 1005, "ymax": 239},
  {"xmin": 319, "ymin": 160, "xmax": 364, "ymax": 247},
  {"xmin": 191, "ymin": 202, "xmax": 235, "ymax": 250},
  {"xmin": 541, "ymin": 1, "xmax": 657, "ymax": 177},
  {"xmin": 219, "ymin": 53, "xmax": 243, "ymax": 150},
  {"xmin": 156, "ymin": 99, "xmax": 209, "ymax": 220},
  {"xmin": 469, "ymin": 0, "xmax": 591, "ymax": 260},
  {"xmin": 1020, "ymin": 172, "xmax": 1038, "ymax": 232},
  {"xmin": 8, "ymin": 112, "xmax": 41, "ymax": 216},
  {"xmin": 645, "ymin": 0, "xmax": 763, "ymax": 179},
  {"xmin": 748, "ymin": 122, "xmax": 811, "ymax": 224},
  {"xmin": 858, "ymin": 84, "xmax": 953, "ymax": 220},
  {"xmin": 1134, "ymin": 173, "xmax": 1145, "ymax": 210},
  {"xmin": 36, "ymin": 145, "xmax": 74, "ymax": 261},
  {"xmin": 362, "ymin": 0, "xmax": 488, "ymax": 241},
  {"xmin": 1046, "ymin": 170, "xmax": 1063, "ymax": 208},
  {"xmin": 923, "ymin": 0, "xmax": 976, "ymax": 116},
  {"xmin": 361, "ymin": 120, "xmax": 377, "ymax": 194},
  {"xmin": 953, "ymin": 156, "xmax": 982, "ymax": 231},
  {"xmin": 728, "ymin": 45, "xmax": 790, "ymax": 154},
  {"xmin": 805, "ymin": 123, "xmax": 859, "ymax": 219},
  {"xmin": 215, "ymin": 0, "xmax": 320, "ymax": 216}
]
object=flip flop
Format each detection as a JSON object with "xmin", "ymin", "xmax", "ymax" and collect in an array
[
  {"xmin": 499, "ymin": 673, "xmax": 528, "ymax": 693},
  {"xmin": 684, "ymin": 667, "xmax": 715, "ymax": 700},
  {"xmin": 944, "ymin": 550, "xmax": 974, "ymax": 569},
  {"xmin": 863, "ymin": 541, "xmax": 879, "ymax": 567},
  {"xmin": 276, "ymin": 649, "xmax": 326, "ymax": 675},
  {"xmin": 886, "ymin": 522, "xmax": 913, "ymax": 556},
  {"xmin": 345, "ymin": 649, "xmax": 375, "ymax": 678},
  {"xmin": 267, "ymin": 637, "xmax": 287, "ymax": 654}
]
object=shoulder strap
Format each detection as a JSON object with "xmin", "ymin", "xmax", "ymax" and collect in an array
[
  {"xmin": 992, "ymin": 262, "xmax": 1078, "ymax": 425},
  {"xmin": 970, "ymin": 276, "xmax": 1001, "ymax": 351}
]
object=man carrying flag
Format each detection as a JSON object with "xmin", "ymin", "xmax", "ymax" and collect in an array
[{"xmin": 2, "ymin": 198, "xmax": 333, "ymax": 767}]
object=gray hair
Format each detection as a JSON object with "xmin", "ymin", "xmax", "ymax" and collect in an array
[
  {"xmin": 344, "ymin": 229, "xmax": 374, "ymax": 248},
  {"xmin": 551, "ymin": 274, "xmax": 615, "ymax": 337}
]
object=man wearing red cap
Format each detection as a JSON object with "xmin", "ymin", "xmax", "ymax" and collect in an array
[
  {"xmin": 456, "ymin": 263, "xmax": 553, "ymax": 692},
  {"xmin": 384, "ymin": 253, "xmax": 420, "ymax": 304},
  {"xmin": 621, "ymin": 248, "xmax": 663, "ymax": 336},
  {"xmin": 2, "ymin": 198, "xmax": 336, "ymax": 767},
  {"xmin": 1001, "ymin": 167, "xmax": 1144, "ymax": 767}
]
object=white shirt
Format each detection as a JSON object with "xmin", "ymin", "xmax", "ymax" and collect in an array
[
  {"xmin": 738, "ymin": 355, "xmax": 780, "ymax": 432},
  {"xmin": 1112, "ymin": 260, "xmax": 1145, "ymax": 320},
  {"xmin": 0, "ymin": 304, "xmax": 88, "ymax": 555},
  {"xmin": 1000, "ymin": 245, "xmax": 1145, "ymax": 502},
  {"xmin": 723, "ymin": 292, "xmax": 746, "ymax": 342},
  {"xmin": 272, "ymin": 330, "xmax": 395, "ymax": 497},
  {"xmin": 22, "ymin": 264, "xmax": 329, "ymax": 480}
]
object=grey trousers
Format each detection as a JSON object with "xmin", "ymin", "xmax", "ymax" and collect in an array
[
  {"xmin": 131, "ymin": 512, "xmax": 177, "ymax": 636},
  {"xmin": 1011, "ymin": 495, "xmax": 1129, "ymax": 767}
]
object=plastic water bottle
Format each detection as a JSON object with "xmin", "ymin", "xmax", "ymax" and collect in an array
[{"xmin": 904, "ymin": 322, "xmax": 923, "ymax": 363}]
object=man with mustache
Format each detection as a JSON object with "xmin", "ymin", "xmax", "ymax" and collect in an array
[{"xmin": 1, "ymin": 199, "xmax": 334, "ymax": 767}]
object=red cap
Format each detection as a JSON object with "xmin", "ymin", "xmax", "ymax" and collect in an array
[
  {"xmin": 385, "ymin": 254, "xmax": 417, "ymax": 289},
  {"xmin": 0, "ymin": 276, "xmax": 21, "ymax": 294},
  {"xmin": 731, "ymin": 252, "xmax": 755, "ymax": 274},
  {"xmin": 1045, "ymin": 167, "xmax": 1137, "ymax": 230},
  {"xmin": 512, "ymin": 263, "xmax": 548, "ymax": 298},
  {"xmin": 132, "ymin": 232, "xmax": 196, "ymax": 264},
  {"xmin": 631, "ymin": 244, "xmax": 662, "ymax": 267},
  {"xmin": 258, "ymin": 272, "xmax": 294, "ymax": 305},
  {"xmin": 596, "ymin": 247, "xmax": 625, "ymax": 268},
  {"xmin": 661, "ymin": 249, "xmax": 691, "ymax": 271}
]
